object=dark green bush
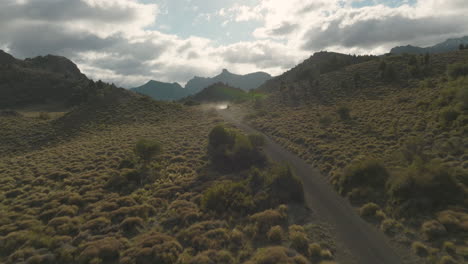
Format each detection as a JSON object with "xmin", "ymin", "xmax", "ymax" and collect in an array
[
  {"xmin": 337, "ymin": 106, "xmax": 351, "ymax": 120},
  {"xmin": 79, "ymin": 237, "xmax": 121, "ymax": 264},
  {"xmin": 189, "ymin": 250, "xmax": 235, "ymax": 264},
  {"xmin": 447, "ymin": 63, "xmax": 468, "ymax": 79},
  {"xmin": 123, "ymin": 232, "xmax": 183, "ymax": 264},
  {"xmin": 387, "ymin": 160, "xmax": 465, "ymax": 212},
  {"xmin": 208, "ymin": 125, "xmax": 266, "ymax": 171},
  {"xmin": 270, "ymin": 165, "xmax": 304, "ymax": 204},
  {"xmin": 134, "ymin": 138, "xmax": 162, "ymax": 165},
  {"xmin": 338, "ymin": 159, "xmax": 389, "ymax": 194},
  {"xmin": 201, "ymin": 180, "xmax": 254, "ymax": 214}
]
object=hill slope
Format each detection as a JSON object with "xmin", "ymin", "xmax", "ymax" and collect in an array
[
  {"xmin": 0, "ymin": 50, "xmax": 89, "ymax": 108},
  {"xmin": 186, "ymin": 82, "xmax": 254, "ymax": 103},
  {"xmin": 131, "ymin": 80, "xmax": 187, "ymax": 101},
  {"xmin": 391, "ymin": 36, "xmax": 468, "ymax": 54},
  {"xmin": 243, "ymin": 49, "xmax": 468, "ymax": 264},
  {"xmin": 185, "ymin": 69, "xmax": 272, "ymax": 94},
  {"xmin": 0, "ymin": 54, "xmax": 340, "ymax": 264}
]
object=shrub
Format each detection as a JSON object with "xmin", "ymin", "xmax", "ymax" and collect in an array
[
  {"xmin": 270, "ymin": 165, "xmax": 304, "ymax": 204},
  {"xmin": 208, "ymin": 125, "xmax": 266, "ymax": 171},
  {"xmin": 447, "ymin": 63, "xmax": 468, "ymax": 79},
  {"xmin": 337, "ymin": 106, "xmax": 351, "ymax": 120},
  {"xmin": 82, "ymin": 217, "xmax": 111, "ymax": 234},
  {"xmin": 308, "ymin": 243, "xmax": 322, "ymax": 259},
  {"xmin": 245, "ymin": 246, "xmax": 306, "ymax": 264},
  {"xmin": 250, "ymin": 208, "xmax": 287, "ymax": 235},
  {"xmin": 442, "ymin": 241, "xmax": 456, "ymax": 255},
  {"xmin": 411, "ymin": 241, "xmax": 429, "ymax": 257},
  {"xmin": 289, "ymin": 228, "xmax": 309, "ymax": 255},
  {"xmin": 162, "ymin": 200, "xmax": 201, "ymax": 228},
  {"xmin": 208, "ymin": 125, "xmax": 234, "ymax": 149},
  {"xmin": 338, "ymin": 159, "xmax": 389, "ymax": 195},
  {"xmin": 120, "ymin": 217, "xmax": 144, "ymax": 234},
  {"xmin": 421, "ymin": 220, "xmax": 447, "ymax": 241},
  {"xmin": 134, "ymin": 138, "xmax": 162, "ymax": 165},
  {"xmin": 79, "ymin": 237, "xmax": 121, "ymax": 264},
  {"xmin": 439, "ymin": 107, "xmax": 460, "ymax": 127},
  {"xmin": 359, "ymin": 202, "xmax": 380, "ymax": 218},
  {"xmin": 38, "ymin": 112, "xmax": 51, "ymax": 120},
  {"xmin": 319, "ymin": 115, "xmax": 333, "ymax": 127},
  {"xmin": 189, "ymin": 250, "xmax": 235, "ymax": 264},
  {"xmin": 387, "ymin": 160, "xmax": 464, "ymax": 211},
  {"xmin": 125, "ymin": 232, "xmax": 183, "ymax": 264},
  {"xmin": 436, "ymin": 210, "xmax": 467, "ymax": 232},
  {"xmin": 267, "ymin": 225, "xmax": 284, "ymax": 243},
  {"xmin": 439, "ymin": 255, "xmax": 458, "ymax": 264},
  {"xmin": 201, "ymin": 180, "xmax": 254, "ymax": 214},
  {"xmin": 380, "ymin": 219, "xmax": 402, "ymax": 235},
  {"xmin": 176, "ymin": 221, "xmax": 229, "ymax": 251}
]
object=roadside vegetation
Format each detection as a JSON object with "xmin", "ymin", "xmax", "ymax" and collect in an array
[
  {"xmin": 0, "ymin": 84, "xmax": 336, "ymax": 264},
  {"xmin": 244, "ymin": 50, "xmax": 468, "ymax": 263}
]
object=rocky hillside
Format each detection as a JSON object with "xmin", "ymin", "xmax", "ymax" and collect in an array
[{"xmin": 0, "ymin": 50, "xmax": 89, "ymax": 108}]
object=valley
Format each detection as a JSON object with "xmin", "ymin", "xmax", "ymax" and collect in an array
[{"xmin": 1, "ymin": 46, "xmax": 467, "ymax": 264}]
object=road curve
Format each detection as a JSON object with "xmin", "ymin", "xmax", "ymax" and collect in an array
[{"xmin": 219, "ymin": 109, "xmax": 404, "ymax": 264}]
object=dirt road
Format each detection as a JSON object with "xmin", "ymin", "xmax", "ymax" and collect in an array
[{"xmin": 219, "ymin": 109, "xmax": 408, "ymax": 264}]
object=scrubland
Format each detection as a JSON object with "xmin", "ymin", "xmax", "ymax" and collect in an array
[{"xmin": 244, "ymin": 51, "xmax": 468, "ymax": 263}]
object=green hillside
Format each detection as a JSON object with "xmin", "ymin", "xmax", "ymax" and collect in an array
[
  {"xmin": 0, "ymin": 53, "xmax": 337, "ymax": 264},
  {"xmin": 242, "ymin": 49, "xmax": 468, "ymax": 263},
  {"xmin": 186, "ymin": 82, "xmax": 264, "ymax": 103}
]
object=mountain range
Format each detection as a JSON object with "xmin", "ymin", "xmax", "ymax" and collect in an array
[
  {"xmin": 131, "ymin": 69, "xmax": 272, "ymax": 101},
  {"xmin": 390, "ymin": 36, "xmax": 468, "ymax": 54}
]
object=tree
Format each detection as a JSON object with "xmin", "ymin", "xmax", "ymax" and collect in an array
[
  {"xmin": 424, "ymin": 53, "xmax": 430, "ymax": 65},
  {"xmin": 459, "ymin": 44, "xmax": 465, "ymax": 50},
  {"xmin": 134, "ymin": 139, "xmax": 162, "ymax": 167}
]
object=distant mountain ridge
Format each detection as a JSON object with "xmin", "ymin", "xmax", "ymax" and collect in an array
[
  {"xmin": 390, "ymin": 36, "xmax": 468, "ymax": 54},
  {"xmin": 186, "ymin": 82, "xmax": 250, "ymax": 103},
  {"xmin": 131, "ymin": 69, "xmax": 272, "ymax": 101},
  {"xmin": 185, "ymin": 69, "xmax": 272, "ymax": 93},
  {"xmin": 131, "ymin": 81, "xmax": 186, "ymax": 101}
]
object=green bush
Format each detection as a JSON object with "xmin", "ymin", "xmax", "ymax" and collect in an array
[
  {"xmin": 201, "ymin": 181, "xmax": 254, "ymax": 214},
  {"xmin": 447, "ymin": 63, "xmax": 468, "ymax": 79},
  {"xmin": 250, "ymin": 208, "xmax": 287, "ymax": 234},
  {"xmin": 319, "ymin": 115, "xmax": 333, "ymax": 127},
  {"xmin": 208, "ymin": 125, "xmax": 266, "ymax": 171},
  {"xmin": 189, "ymin": 250, "xmax": 235, "ymax": 264},
  {"xmin": 124, "ymin": 232, "xmax": 183, "ymax": 264},
  {"xmin": 439, "ymin": 255, "xmax": 458, "ymax": 264},
  {"xmin": 270, "ymin": 165, "xmax": 304, "ymax": 204},
  {"xmin": 359, "ymin": 202, "xmax": 380, "ymax": 218},
  {"xmin": 338, "ymin": 159, "xmax": 389, "ymax": 194},
  {"xmin": 134, "ymin": 138, "xmax": 162, "ymax": 165},
  {"xmin": 421, "ymin": 220, "xmax": 447, "ymax": 241},
  {"xmin": 79, "ymin": 237, "xmax": 121, "ymax": 264},
  {"xmin": 387, "ymin": 160, "xmax": 464, "ymax": 211},
  {"xmin": 337, "ymin": 106, "xmax": 351, "ymax": 120},
  {"xmin": 411, "ymin": 241, "xmax": 429, "ymax": 257},
  {"xmin": 245, "ymin": 246, "xmax": 307, "ymax": 264},
  {"xmin": 289, "ymin": 227, "xmax": 309, "ymax": 255},
  {"xmin": 267, "ymin": 225, "xmax": 284, "ymax": 243}
]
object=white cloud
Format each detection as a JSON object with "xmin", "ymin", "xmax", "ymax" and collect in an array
[{"xmin": 1, "ymin": 0, "xmax": 467, "ymax": 88}]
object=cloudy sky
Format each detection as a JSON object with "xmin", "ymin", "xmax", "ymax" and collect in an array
[{"xmin": 1, "ymin": 0, "xmax": 467, "ymax": 87}]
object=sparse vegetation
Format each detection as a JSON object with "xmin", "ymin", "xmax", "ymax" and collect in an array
[{"xmin": 245, "ymin": 51, "xmax": 468, "ymax": 262}]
